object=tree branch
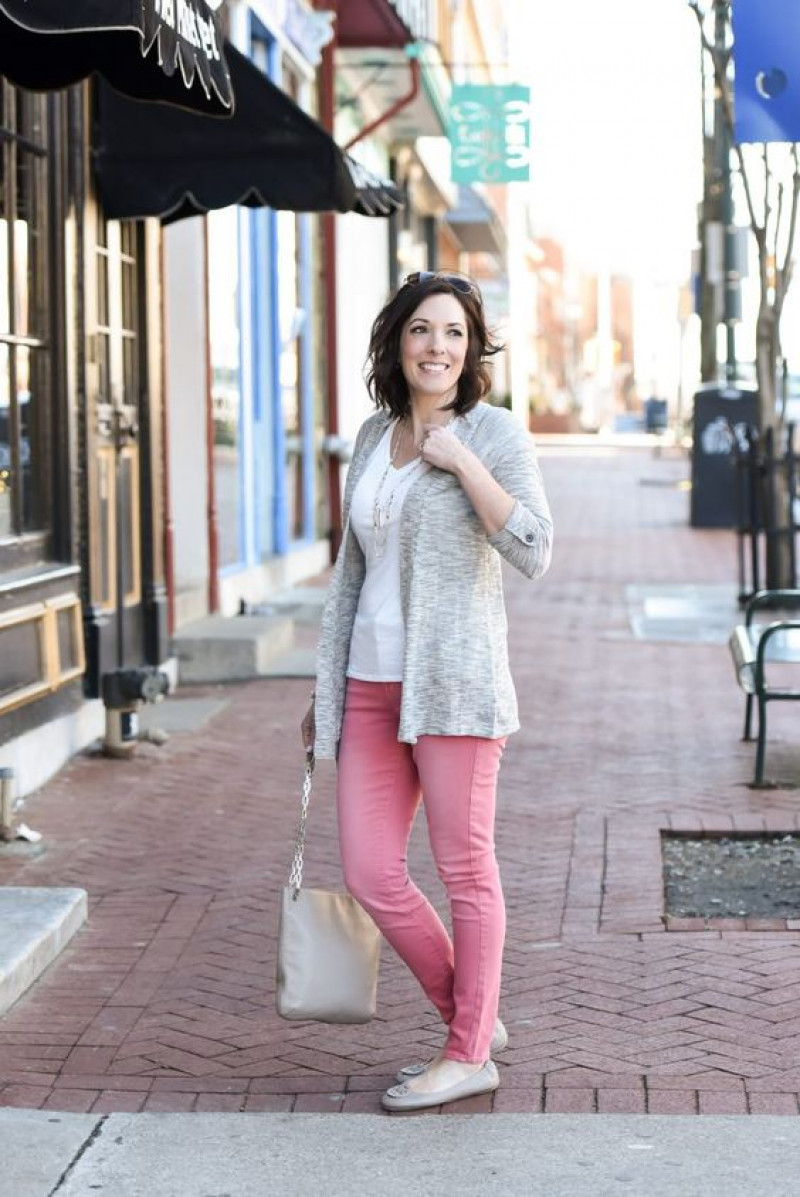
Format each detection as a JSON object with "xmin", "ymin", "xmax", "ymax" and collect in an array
[
  {"xmin": 764, "ymin": 144, "xmax": 772, "ymax": 248},
  {"xmin": 779, "ymin": 144, "xmax": 800, "ymax": 293},
  {"xmin": 773, "ymin": 177, "xmax": 784, "ymax": 292}
]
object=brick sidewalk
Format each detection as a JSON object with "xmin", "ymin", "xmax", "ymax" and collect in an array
[{"xmin": 3, "ymin": 442, "xmax": 800, "ymax": 1117}]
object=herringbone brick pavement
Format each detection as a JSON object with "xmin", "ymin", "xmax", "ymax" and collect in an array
[{"xmin": 3, "ymin": 440, "xmax": 800, "ymax": 1116}]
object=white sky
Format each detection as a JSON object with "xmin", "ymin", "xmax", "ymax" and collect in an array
[{"xmin": 511, "ymin": 0, "xmax": 703, "ymax": 284}]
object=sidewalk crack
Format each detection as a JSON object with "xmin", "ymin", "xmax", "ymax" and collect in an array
[
  {"xmin": 48, "ymin": 1114, "xmax": 109, "ymax": 1195},
  {"xmin": 599, "ymin": 815, "xmax": 609, "ymax": 931}
]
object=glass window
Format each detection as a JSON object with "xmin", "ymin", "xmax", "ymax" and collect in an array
[
  {"xmin": 0, "ymin": 617, "xmax": 43, "ymax": 699},
  {"xmin": 0, "ymin": 81, "xmax": 49, "ymax": 544},
  {"xmin": 56, "ymin": 604, "xmax": 79, "ymax": 673},
  {"xmin": 120, "ymin": 225, "xmax": 138, "ymax": 400},
  {"xmin": 277, "ymin": 208, "xmax": 305, "ymax": 542}
]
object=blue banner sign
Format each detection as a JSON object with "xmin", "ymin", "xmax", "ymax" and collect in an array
[
  {"xmin": 449, "ymin": 84, "xmax": 531, "ymax": 184},
  {"xmin": 733, "ymin": 0, "xmax": 800, "ymax": 143}
]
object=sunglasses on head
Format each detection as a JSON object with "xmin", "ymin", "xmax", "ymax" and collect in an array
[{"xmin": 404, "ymin": 271, "xmax": 478, "ymax": 297}]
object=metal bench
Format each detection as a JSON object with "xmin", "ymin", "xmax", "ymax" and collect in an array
[{"xmin": 729, "ymin": 589, "xmax": 800, "ymax": 785}]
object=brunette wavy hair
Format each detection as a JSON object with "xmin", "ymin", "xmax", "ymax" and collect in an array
[{"xmin": 365, "ymin": 273, "xmax": 503, "ymax": 419}]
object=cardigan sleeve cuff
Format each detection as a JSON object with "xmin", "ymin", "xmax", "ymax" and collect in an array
[
  {"xmin": 494, "ymin": 499, "xmax": 539, "ymax": 547},
  {"xmin": 487, "ymin": 500, "xmax": 552, "ymax": 580}
]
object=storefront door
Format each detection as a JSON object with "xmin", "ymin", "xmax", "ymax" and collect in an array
[{"xmin": 83, "ymin": 213, "xmax": 147, "ymax": 692}]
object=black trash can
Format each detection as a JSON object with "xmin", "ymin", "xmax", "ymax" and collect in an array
[
  {"xmin": 643, "ymin": 397, "xmax": 669, "ymax": 433},
  {"xmin": 690, "ymin": 384, "xmax": 758, "ymax": 527}
]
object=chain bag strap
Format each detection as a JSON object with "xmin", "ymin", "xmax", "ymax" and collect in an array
[{"xmin": 287, "ymin": 748, "xmax": 315, "ymax": 898}]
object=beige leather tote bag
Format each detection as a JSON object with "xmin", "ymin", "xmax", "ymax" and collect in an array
[{"xmin": 276, "ymin": 752, "xmax": 381, "ymax": 1023}]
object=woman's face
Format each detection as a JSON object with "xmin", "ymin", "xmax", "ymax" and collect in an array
[{"xmin": 399, "ymin": 292, "xmax": 469, "ymax": 403}]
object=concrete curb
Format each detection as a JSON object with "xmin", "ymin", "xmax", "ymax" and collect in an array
[
  {"xmin": 4, "ymin": 1111, "xmax": 800, "ymax": 1197},
  {"xmin": 0, "ymin": 887, "xmax": 87, "ymax": 1016}
]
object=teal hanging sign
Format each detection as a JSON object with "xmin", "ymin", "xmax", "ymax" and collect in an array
[{"xmin": 449, "ymin": 84, "xmax": 531, "ymax": 183}]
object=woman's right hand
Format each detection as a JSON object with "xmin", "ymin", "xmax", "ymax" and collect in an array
[{"xmin": 300, "ymin": 696, "xmax": 316, "ymax": 753}]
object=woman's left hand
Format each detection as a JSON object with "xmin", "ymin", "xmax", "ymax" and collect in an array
[
  {"xmin": 420, "ymin": 424, "xmax": 468, "ymax": 476},
  {"xmin": 421, "ymin": 423, "xmax": 517, "ymax": 536}
]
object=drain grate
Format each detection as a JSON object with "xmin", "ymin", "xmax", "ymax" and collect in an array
[
  {"xmin": 626, "ymin": 584, "xmax": 739, "ymax": 645},
  {"xmin": 662, "ymin": 833, "xmax": 800, "ymax": 918}
]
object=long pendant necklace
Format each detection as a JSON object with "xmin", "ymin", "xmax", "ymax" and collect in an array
[{"xmin": 372, "ymin": 420, "xmax": 424, "ymax": 558}]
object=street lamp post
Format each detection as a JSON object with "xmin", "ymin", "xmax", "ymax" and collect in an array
[
  {"xmin": 699, "ymin": 12, "xmax": 717, "ymax": 383},
  {"xmin": 714, "ymin": 0, "xmax": 738, "ymax": 383}
]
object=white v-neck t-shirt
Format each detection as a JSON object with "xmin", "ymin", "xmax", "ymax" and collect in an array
[{"xmin": 346, "ymin": 420, "xmax": 429, "ymax": 681}]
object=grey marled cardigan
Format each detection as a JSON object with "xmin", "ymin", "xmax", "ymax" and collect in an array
[{"xmin": 313, "ymin": 401, "xmax": 553, "ymax": 758}]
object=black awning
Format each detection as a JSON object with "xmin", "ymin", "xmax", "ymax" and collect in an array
[
  {"xmin": 94, "ymin": 44, "xmax": 404, "ymax": 222},
  {"xmin": 0, "ymin": 0, "xmax": 232, "ymax": 115},
  {"xmin": 344, "ymin": 156, "xmax": 404, "ymax": 218}
]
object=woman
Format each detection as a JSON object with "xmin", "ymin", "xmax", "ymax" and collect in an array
[{"xmin": 301, "ymin": 271, "xmax": 553, "ymax": 1112}]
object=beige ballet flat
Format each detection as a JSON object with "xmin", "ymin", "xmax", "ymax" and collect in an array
[
  {"xmin": 395, "ymin": 1018, "xmax": 508, "ymax": 1084},
  {"xmin": 382, "ymin": 1060, "xmax": 500, "ymax": 1112}
]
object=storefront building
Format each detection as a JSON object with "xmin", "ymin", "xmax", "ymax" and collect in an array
[{"xmin": 0, "ymin": 0, "xmax": 232, "ymax": 792}]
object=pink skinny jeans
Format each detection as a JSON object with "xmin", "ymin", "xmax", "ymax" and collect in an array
[{"xmin": 337, "ymin": 679, "xmax": 506, "ymax": 1064}]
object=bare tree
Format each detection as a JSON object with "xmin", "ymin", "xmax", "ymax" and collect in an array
[{"xmin": 689, "ymin": 0, "xmax": 800, "ymax": 433}]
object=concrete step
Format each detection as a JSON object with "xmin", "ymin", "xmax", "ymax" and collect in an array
[
  {"xmin": 172, "ymin": 613, "xmax": 295, "ymax": 684},
  {"xmin": 0, "ymin": 887, "xmax": 87, "ymax": 1016},
  {"xmin": 258, "ymin": 646, "xmax": 316, "ymax": 677},
  {"xmin": 254, "ymin": 585, "xmax": 327, "ymax": 624}
]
